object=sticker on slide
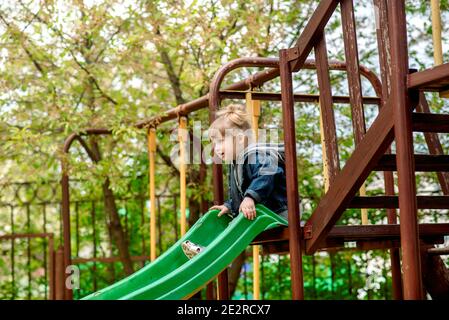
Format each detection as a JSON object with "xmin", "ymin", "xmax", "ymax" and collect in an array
[{"xmin": 182, "ymin": 240, "xmax": 205, "ymax": 259}]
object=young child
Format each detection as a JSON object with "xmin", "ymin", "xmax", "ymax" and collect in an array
[
  {"xmin": 181, "ymin": 104, "xmax": 288, "ymax": 259},
  {"xmin": 208, "ymin": 104, "xmax": 288, "ymax": 221}
]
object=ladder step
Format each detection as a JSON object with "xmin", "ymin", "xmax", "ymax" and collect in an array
[
  {"xmin": 326, "ymin": 224, "xmax": 449, "ymax": 241},
  {"xmin": 252, "ymin": 224, "xmax": 449, "ymax": 250},
  {"xmin": 408, "ymin": 62, "xmax": 449, "ymax": 92},
  {"xmin": 219, "ymin": 90, "xmax": 381, "ymax": 104},
  {"xmin": 349, "ymin": 196, "xmax": 449, "ymax": 209},
  {"xmin": 375, "ymin": 154, "xmax": 449, "ymax": 172},
  {"xmin": 427, "ymin": 247, "xmax": 449, "ymax": 256},
  {"xmin": 412, "ymin": 113, "xmax": 449, "ymax": 133}
]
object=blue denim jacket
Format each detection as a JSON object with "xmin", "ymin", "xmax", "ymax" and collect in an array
[{"xmin": 223, "ymin": 146, "xmax": 287, "ymax": 217}]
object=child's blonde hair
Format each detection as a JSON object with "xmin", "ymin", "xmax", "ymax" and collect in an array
[{"xmin": 209, "ymin": 104, "xmax": 251, "ymax": 140}]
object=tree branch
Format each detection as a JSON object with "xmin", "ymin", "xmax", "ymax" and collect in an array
[
  {"xmin": 0, "ymin": 12, "xmax": 45, "ymax": 74},
  {"xmin": 151, "ymin": 23, "xmax": 186, "ymax": 105},
  {"xmin": 16, "ymin": 2, "xmax": 118, "ymax": 105},
  {"xmin": 156, "ymin": 145, "xmax": 180, "ymax": 177}
]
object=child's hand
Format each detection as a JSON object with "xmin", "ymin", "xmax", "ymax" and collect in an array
[
  {"xmin": 209, "ymin": 204, "xmax": 230, "ymax": 217},
  {"xmin": 240, "ymin": 197, "xmax": 256, "ymax": 220}
]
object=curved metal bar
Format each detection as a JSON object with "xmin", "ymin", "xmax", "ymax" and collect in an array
[
  {"xmin": 60, "ymin": 128, "xmax": 111, "ymax": 300},
  {"xmin": 136, "ymin": 58, "xmax": 383, "ymax": 129},
  {"xmin": 314, "ymin": 59, "xmax": 383, "ymax": 98},
  {"xmin": 135, "ymin": 71, "xmax": 278, "ymax": 129},
  {"xmin": 209, "ymin": 57, "xmax": 383, "ymax": 118},
  {"xmin": 208, "ymin": 57, "xmax": 280, "ymax": 115},
  {"xmin": 62, "ymin": 128, "xmax": 112, "ymax": 154}
]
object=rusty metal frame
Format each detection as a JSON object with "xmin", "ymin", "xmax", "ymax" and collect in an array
[
  {"xmin": 0, "ymin": 232, "xmax": 55, "ymax": 300},
  {"xmin": 60, "ymin": 59, "xmax": 384, "ymax": 300},
  {"xmin": 208, "ymin": 58, "xmax": 383, "ymax": 111},
  {"xmin": 279, "ymin": 48, "xmax": 305, "ymax": 300},
  {"xmin": 209, "ymin": 57, "xmax": 280, "ymax": 113},
  {"xmin": 280, "ymin": 0, "xmax": 393, "ymax": 297},
  {"xmin": 56, "ymin": 0, "xmax": 449, "ymax": 302},
  {"xmin": 60, "ymin": 128, "xmax": 190, "ymax": 299},
  {"xmin": 373, "ymin": 0, "xmax": 403, "ymax": 300},
  {"xmin": 59, "ymin": 57, "xmax": 383, "ymax": 300},
  {"xmin": 206, "ymin": 56, "xmax": 384, "ymax": 300},
  {"xmin": 388, "ymin": 0, "xmax": 423, "ymax": 299}
]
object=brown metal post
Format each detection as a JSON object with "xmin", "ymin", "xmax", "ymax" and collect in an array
[
  {"xmin": 374, "ymin": 0, "xmax": 403, "ymax": 300},
  {"xmin": 206, "ymin": 280, "xmax": 216, "ymax": 300},
  {"xmin": 387, "ymin": 0, "xmax": 423, "ymax": 299},
  {"xmin": 315, "ymin": 34, "xmax": 341, "ymax": 183},
  {"xmin": 374, "ymin": 0, "xmax": 392, "ymax": 101},
  {"xmin": 61, "ymin": 172, "xmax": 72, "ymax": 300},
  {"xmin": 48, "ymin": 236, "xmax": 55, "ymax": 300},
  {"xmin": 54, "ymin": 246, "xmax": 65, "ymax": 300},
  {"xmin": 341, "ymin": 0, "xmax": 366, "ymax": 144},
  {"xmin": 279, "ymin": 48, "xmax": 305, "ymax": 300},
  {"xmin": 384, "ymin": 174, "xmax": 403, "ymax": 300},
  {"xmin": 217, "ymin": 269, "xmax": 229, "ymax": 300}
]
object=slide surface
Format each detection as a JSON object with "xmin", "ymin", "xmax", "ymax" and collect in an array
[{"xmin": 82, "ymin": 204, "xmax": 287, "ymax": 300}]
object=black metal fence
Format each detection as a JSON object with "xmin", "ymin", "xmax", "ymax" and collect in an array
[{"xmin": 0, "ymin": 178, "xmax": 180, "ymax": 299}]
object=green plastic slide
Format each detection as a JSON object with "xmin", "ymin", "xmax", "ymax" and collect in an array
[{"xmin": 82, "ymin": 204, "xmax": 287, "ymax": 300}]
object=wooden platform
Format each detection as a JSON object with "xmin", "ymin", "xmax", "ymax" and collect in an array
[
  {"xmin": 375, "ymin": 154, "xmax": 449, "ymax": 172},
  {"xmin": 348, "ymin": 196, "xmax": 449, "ymax": 209},
  {"xmin": 251, "ymin": 223, "xmax": 449, "ymax": 255},
  {"xmin": 408, "ymin": 63, "xmax": 449, "ymax": 92},
  {"xmin": 412, "ymin": 113, "xmax": 449, "ymax": 133}
]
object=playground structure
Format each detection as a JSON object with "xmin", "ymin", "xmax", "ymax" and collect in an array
[{"xmin": 1, "ymin": 0, "xmax": 449, "ymax": 300}]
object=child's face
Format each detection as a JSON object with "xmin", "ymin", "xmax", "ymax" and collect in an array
[
  {"xmin": 213, "ymin": 134, "xmax": 236, "ymax": 162},
  {"xmin": 212, "ymin": 132, "xmax": 246, "ymax": 162}
]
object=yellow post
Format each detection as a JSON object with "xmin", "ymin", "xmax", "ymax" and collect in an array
[
  {"xmin": 179, "ymin": 117, "xmax": 188, "ymax": 236},
  {"xmin": 431, "ymin": 0, "xmax": 449, "ymax": 98},
  {"xmin": 319, "ymin": 102, "xmax": 368, "ymax": 223},
  {"xmin": 431, "ymin": 0, "xmax": 443, "ymax": 66},
  {"xmin": 246, "ymin": 92, "xmax": 261, "ymax": 140},
  {"xmin": 319, "ymin": 107, "xmax": 330, "ymax": 193},
  {"xmin": 246, "ymin": 92, "xmax": 261, "ymax": 300},
  {"xmin": 252, "ymin": 247, "xmax": 260, "ymax": 299},
  {"xmin": 359, "ymin": 184, "xmax": 369, "ymax": 225},
  {"xmin": 148, "ymin": 127, "xmax": 157, "ymax": 261}
]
